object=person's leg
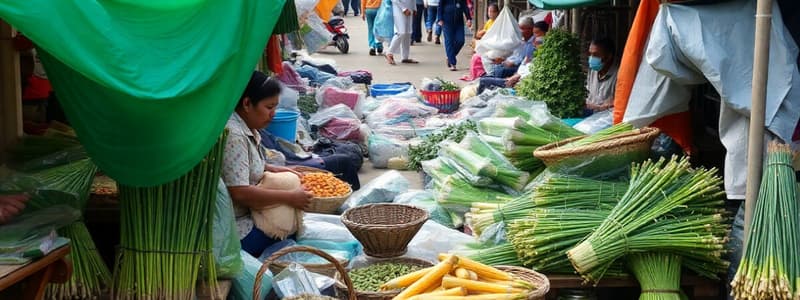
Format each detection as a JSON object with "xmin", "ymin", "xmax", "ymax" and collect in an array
[
  {"xmin": 400, "ymin": 14, "xmax": 413, "ymax": 60},
  {"xmin": 412, "ymin": 4, "xmax": 424, "ymax": 43},
  {"xmin": 451, "ymin": 22, "xmax": 465, "ymax": 66},
  {"xmin": 352, "ymin": 0, "xmax": 360, "ymax": 16},
  {"xmin": 342, "ymin": 0, "xmax": 349, "ymax": 16},
  {"xmin": 240, "ymin": 227, "xmax": 282, "ymax": 257},
  {"xmin": 425, "ymin": 6, "xmax": 435, "ymax": 42},
  {"xmin": 478, "ymin": 77, "xmax": 506, "ymax": 94},
  {"xmin": 442, "ymin": 22, "xmax": 456, "ymax": 66},
  {"xmin": 433, "ymin": 8, "xmax": 442, "ymax": 39},
  {"xmin": 320, "ymin": 155, "xmax": 361, "ymax": 190},
  {"xmin": 366, "ymin": 8, "xmax": 378, "ymax": 50}
]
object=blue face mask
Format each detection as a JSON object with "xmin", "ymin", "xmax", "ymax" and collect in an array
[{"xmin": 588, "ymin": 56, "xmax": 603, "ymax": 71}]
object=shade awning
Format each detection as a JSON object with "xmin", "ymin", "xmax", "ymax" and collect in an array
[{"xmin": 528, "ymin": 0, "xmax": 608, "ymax": 9}]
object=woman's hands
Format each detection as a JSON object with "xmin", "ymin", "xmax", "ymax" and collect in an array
[
  {"xmin": 0, "ymin": 194, "xmax": 29, "ymax": 225},
  {"xmin": 265, "ymin": 164, "xmax": 303, "ymax": 178},
  {"xmin": 287, "ymin": 188, "xmax": 314, "ymax": 210}
]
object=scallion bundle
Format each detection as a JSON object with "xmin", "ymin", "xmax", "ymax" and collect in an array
[
  {"xmin": 560, "ymin": 123, "xmax": 634, "ymax": 149},
  {"xmin": 731, "ymin": 142, "xmax": 800, "ymax": 300},
  {"xmin": 628, "ymin": 253, "xmax": 686, "ymax": 300},
  {"xmin": 439, "ymin": 141, "xmax": 528, "ymax": 191},
  {"xmin": 112, "ymin": 133, "xmax": 226, "ymax": 300},
  {"xmin": 459, "ymin": 133, "xmax": 530, "ymax": 191},
  {"xmin": 566, "ymin": 156, "xmax": 729, "ymax": 283},
  {"xmin": 434, "ymin": 176, "xmax": 515, "ymax": 214}
]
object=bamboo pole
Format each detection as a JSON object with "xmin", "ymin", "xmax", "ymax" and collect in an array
[
  {"xmin": 743, "ymin": 0, "xmax": 773, "ymax": 245},
  {"xmin": 0, "ymin": 19, "xmax": 22, "ymax": 164}
]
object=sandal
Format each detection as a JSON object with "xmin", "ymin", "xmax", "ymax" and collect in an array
[
  {"xmin": 401, "ymin": 59, "xmax": 419, "ymax": 64},
  {"xmin": 385, "ymin": 54, "xmax": 396, "ymax": 65}
]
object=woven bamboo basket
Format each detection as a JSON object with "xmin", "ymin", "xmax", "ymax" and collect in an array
[
  {"xmin": 292, "ymin": 166, "xmax": 352, "ymax": 214},
  {"xmin": 496, "ymin": 266, "xmax": 550, "ymax": 300},
  {"xmin": 341, "ymin": 204, "xmax": 429, "ymax": 258},
  {"xmin": 254, "ymin": 246, "xmax": 356, "ymax": 300},
  {"xmin": 333, "ymin": 257, "xmax": 435, "ymax": 300},
  {"xmin": 533, "ymin": 127, "xmax": 661, "ymax": 178}
]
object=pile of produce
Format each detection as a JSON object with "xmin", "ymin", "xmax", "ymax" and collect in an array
[
  {"xmin": 566, "ymin": 156, "xmax": 729, "ymax": 283},
  {"xmin": 301, "ymin": 172, "xmax": 351, "ymax": 197},
  {"xmin": 440, "ymin": 138, "xmax": 528, "ymax": 192},
  {"xmin": 422, "ymin": 158, "xmax": 515, "ymax": 214},
  {"xmin": 407, "ymin": 121, "xmax": 477, "ymax": 171},
  {"xmin": 349, "ymin": 262, "xmax": 425, "ymax": 292},
  {"xmin": 382, "ymin": 254, "xmax": 536, "ymax": 300},
  {"xmin": 422, "ymin": 77, "xmax": 460, "ymax": 92},
  {"xmin": 629, "ymin": 253, "xmax": 686, "ymax": 300},
  {"xmin": 731, "ymin": 142, "xmax": 800, "ymax": 300},
  {"xmin": 113, "ymin": 133, "xmax": 227, "ymax": 299}
]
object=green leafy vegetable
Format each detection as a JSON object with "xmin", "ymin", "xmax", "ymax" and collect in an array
[{"xmin": 407, "ymin": 121, "xmax": 477, "ymax": 171}]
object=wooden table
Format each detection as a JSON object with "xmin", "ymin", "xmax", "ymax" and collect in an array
[{"xmin": 0, "ymin": 245, "xmax": 72, "ymax": 300}]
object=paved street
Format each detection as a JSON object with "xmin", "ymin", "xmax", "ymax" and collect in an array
[{"xmin": 312, "ymin": 14, "xmax": 476, "ymax": 84}]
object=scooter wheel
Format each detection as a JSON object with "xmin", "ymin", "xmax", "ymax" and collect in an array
[{"xmin": 336, "ymin": 37, "xmax": 349, "ymax": 54}]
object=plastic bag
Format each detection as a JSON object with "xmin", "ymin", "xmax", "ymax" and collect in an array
[
  {"xmin": 368, "ymin": 134, "xmax": 411, "ymax": 169},
  {"xmin": 477, "ymin": 221, "xmax": 507, "ymax": 246},
  {"xmin": 320, "ymin": 76, "xmax": 354, "ymax": 90},
  {"xmin": 393, "ymin": 190, "xmax": 458, "ymax": 228},
  {"xmin": 373, "ymin": 0, "xmax": 394, "ymax": 43},
  {"xmin": 651, "ymin": 133, "xmax": 684, "ymax": 159},
  {"xmin": 366, "ymin": 98, "xmax": 439, "ymax": 129},
  {"xmin": 213, "ymin": 179, "xmax": 244, "ymax": 278},
  {"xmin": 405, "ymin": 221, "xmax": 474, "ymax": 262},
  {"xmin": 0, "ymin": 205, "xmax": 79, "ymax": 262},
  {"xmin": 574, "ymin": 109, "xmax": 613, "ymax": 134},
  {"xmin": 308, "ymin": 104, "xmax": 359, "ymax": 127},
  {"xmin": 300, "ymin": 14, "xmax": 333, "ymax": 54},
  {"xmin": 315, "ymin": 85, "xmax": 364, "ymax": 116},
  {"xmin": 273, "ymin": 263, "xmax": 321, "ymax": 298},
  {"xmin": 320, "ymin": 117, "xmax": 364, "ymax": 141},
  {"xmin": 228, "ymin": 251, "xmax": 273, "ymax": 300},
  {"xmin": 475, "ymin": 7, "xmax": 522, "ymax": 60},
  {"xmin": 460, "ymin": 83, "xmax": 479, "ymax": 101},
  {"xmin": 297, "ymin": 64, "xmax": 336, "ymax": 86},
  {"xmin": 299, "ymin": 213, "xmax": 357, "ymax": 242},
  {"xmin": 338, "ymin": 170, "xmax": 410, "ymax": 213},
  {"xmin": 278, "ymin": 82, "xmax": 301, "ymax": 112},
  {"xmin": 295, "ymin": 0, "xmax": 321, "ymax": 14}
]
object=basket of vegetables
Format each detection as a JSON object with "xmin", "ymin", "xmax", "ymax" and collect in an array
[
  {"xmin": 378, "ymin": 254, "xmax": 549, "ymax": 300},
  {"xmin": 334, "ymin": 257, "xmax": 434, "ymax": 300},
  {"xmin": 296, "ymin": 167, "xmax": 353, "ymax": 214},
  {"xmin": 341, "ymin": 204, "xmax": 429, "ymax": 258},
  {"xmin": 420, "ymin": 78, "xmax": 461, "ymax": 113},
  {"xmin": 254, "ymin": 246, "xmax": 356, "ymax": 300}
]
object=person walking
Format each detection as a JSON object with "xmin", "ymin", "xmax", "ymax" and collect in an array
[
  {"xmin": 437, "ymin": 0, "xmax": 471, "ymax": 71},
  {"xmin": 424, "ymin": 0, "xmax": 441, "ymax": 44},
  {"xmin": 386, "ymin": 0, "xmax": 419, "ymax": 64},
  {"xmin": 411, "ymin": 0, "xmax": 425, "ymax": 44},
  {"xmin": 343, "ymin": 0, "xmax": 360, "ymax": 16},
  {"xmin": 362, "ymin": 0, "xmax": 383, "ymax": 55}
]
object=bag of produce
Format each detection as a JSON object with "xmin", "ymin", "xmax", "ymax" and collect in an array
[
  {"xmin": 308, "ymin": 104, "xmax": 359, "ymax": 127},
  {"xmin": 228, "ymin": 250, "xmax": 273, "ymax": 300},
  {"xmin": 573, "ymin": 108, "xmax": 612, "ymax": 134},
  {"xmin": 475, "ymin": 7, "xmax": 522, "ymax": 60},
  {"xmin": 368, "ymin": 134, "xmax": 411, "ymax": 169},
  {"xmin": 338, "ymin": 171, "xmax": 409, "ymax": 213},
  {"xmin": 393, "ymin": 190, "xmax": 460, "ymax": 228},
  {"xmin": 213, "ymin": 179, "xmax": 244, "ymax": 278},
  {"xmin": 315, "ymin": 86, "xmax": 364, "ymax": 116},
  {"xmin": 320, "ymin": 117, "xmax": 364, "ymax": 142}
]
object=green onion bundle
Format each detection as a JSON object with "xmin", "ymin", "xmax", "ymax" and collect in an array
[
  {"xmin": 439, "ymin": 141, "xmax": 529, "ymax": 191},
  {"xmin": 731, "ymin": 142, "xmax": 800, "ymax": 300},
  {"xmin": 458, "ymin": 133, "xmax": 530, "ymax": 191},
  {"xmin": 560, "ymin": 123, "xmax": 634, "ymax": 149},
  {"xmin": 461, "ymin": 242, "xmax": 524, "ymax": 266},
  {"xmin": 434, "ymin": 176, "xmax": 515, "ymax": 214},
  {"xmin": 566, "ymin": 156, "xmax": 729, "ymax": 284},
  {"xmin": 628, "ymin": 253, "xmax": 687, "ymax": 300},
  {"xmin": 467, "ymin": 175, "xmax": 626, "ymax": 236},
  {"xmin": 112, "ymin": 133, "xmax": 226, "ymax": 300},
  {"xmin": 47, "ymin": 222, "xmax": 113, "ymax": 299},
  {"xmin": 478, "ymin": 118, "xmax": 563, "ymax": 146}
]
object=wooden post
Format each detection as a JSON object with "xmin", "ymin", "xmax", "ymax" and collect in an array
[{"xmin": 0, "ymin": 19, "xmax": 22, "ymax": 164}]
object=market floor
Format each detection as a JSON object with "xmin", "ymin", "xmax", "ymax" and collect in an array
[{"xmin": 312, "ymin": 14, "xmax": 477, "ymax": 84}]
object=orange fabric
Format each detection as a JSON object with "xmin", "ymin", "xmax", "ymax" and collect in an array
[
  {"xmin": 266, "ymin": 35, "xmax": 283, "ymax": 75},
  {"xmin": 613, "ymin": 0, "xmax": 693, "ymax": 154},
  {"xmin": 362, "ymin": 0, "xmax": 381, "ymax": 13},
  {"xmin": 315, "ymin": 0, "xmax": 338, "ymax": 23}
]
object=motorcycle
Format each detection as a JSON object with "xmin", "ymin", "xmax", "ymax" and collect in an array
[{"xmin": 325, "ymin": 16, "xmax": 349, "ymax": 54}]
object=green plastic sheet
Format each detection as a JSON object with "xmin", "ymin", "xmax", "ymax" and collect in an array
[
  {"xmin": 0, "ymin": 0, "xmax": 284, "ymax": 186},
  {"xmin": 528, "ymin": 0, "xmax": 608, "ymax": 9}
]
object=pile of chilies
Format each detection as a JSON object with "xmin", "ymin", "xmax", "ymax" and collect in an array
[
  {"xmin": 112, "ymin": 133, "xmax": 226, "ymax": 300},
  {"xmin": 731, "ymin": 142, "xmax": 800, "ymax": 300}
]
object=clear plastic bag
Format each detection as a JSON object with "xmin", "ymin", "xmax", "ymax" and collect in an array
[
  {"xmin": 393, "ymin": 190, "xmax": 458, "ymax": 228},
  {"xmin": 477, "ymin": 221, "xmax": 507, "ymax": 246},
  {"xmin": 315, "ymin": 85, "xmax": 365, "ymax": 116},
  {"xmin": 273, "ymin": 263, "xmax": 321, "ymax": 298},
  {"xmin": 0, "ymin": 205, "xmax": 79, "ymax": 259},
  {"xmin": 338, "ymin": 170, "xmax": 410, "ymax": 213},
  {"xmin": 213, "ymin": 179, "xmax": 244, "ymax": 278},
  {"xmin": 300, "ymin": 14, "xmax": 333, "ymax": 54},
  {"xmin": 299, "ymin": 213, "xmax": 357, "ymax": 242},
  {"xmin": 278, "ymin": 82, "xmax": 301, "ymax": 112},
  {"xmin": 475, "ymin": 7, "xmax": 523, "ymax": 60},
  {"xmin": 373, "ymin": 0, "xmax": 394, "ymax": 43},
  {"xmin": 308, "ymin": 104, "xmax": 359, "ymax": 127},
  {"xmin": 366, "ymin": 98, "xmax": 439, "ymax": 129},
  {"xmin": 295, "ymin": 0, "xmax": 321, "ymax": 14},
  {"xmin": 404, "ymin": 221, "xmax": 474, "ymax": 263},
  {"xmin": 320, "ymin": 117, "xmax": 364, "ymax": 141},
  {"xmin": 321, "ymin": 77, "xmax": 354, "ymax": 90},
  {"xmin": 574, "ymin": 109, "xmax": 613, "ymax": 134},
  {"xmin": 229, "ymin": 250, "xmax": 273, "ymax": 300},
  {"xmin": 368, "ymin": 134, "xmax": 411, "ymax": 169}
]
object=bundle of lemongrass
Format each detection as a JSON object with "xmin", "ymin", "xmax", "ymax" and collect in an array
[
  {"xmin": 629, "ymin": 253, "xmax": 687, "ymax": 300},
  {"xmin": 112, "ymin": 133, "xmax": 226, "ymax": 300},
  {"xmin": 731, "ymin": 142, "xmax": 800, "ymax": 300},
  {"xmin": 466, "ymin": 175, "xmax": 626, "ymax": 237},
  {"xmin": 566, "ymin": 156, "xmax": 729, "ymax": 284}
]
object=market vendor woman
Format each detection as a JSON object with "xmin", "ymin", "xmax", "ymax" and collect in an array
[{"xmin": 222, "ymin": 71, "xmax": 313, "ymax": 257}]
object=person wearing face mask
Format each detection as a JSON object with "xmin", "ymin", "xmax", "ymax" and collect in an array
[{"xmin": 585, "ymin": 37, "xmax": 618, "ymax": 116}]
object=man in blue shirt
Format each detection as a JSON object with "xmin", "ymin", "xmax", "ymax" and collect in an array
[{"xmin": 487, "ymin": 16, "xmax": 534, "ymax": 78}]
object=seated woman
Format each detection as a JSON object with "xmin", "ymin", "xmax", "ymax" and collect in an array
[
  {"xmin": 461, "ymin": 3, "xmax": 499, "ymax": 81},
  {"xmin": 222, "ymin": 71, "xmax": 313, "ymax": 257}
]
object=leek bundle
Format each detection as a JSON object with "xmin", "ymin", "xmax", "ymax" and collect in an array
[
  {"xmin": 459, "ymin": 133, "xmax": 530, "ymax": 191},
  {"xmin": 467, "ymin": 175, "xmax": 626, "ymax": 235},
  {"xmin": 434, "ymin": 176, "xmax": 515, "ymax": 214},
  {"xmin": 731, "ymin": 143, "xmax": 800, "ymax": 300},
  {"xmin": 629, "ymin": 253, "xmax": 687, "ymax": 300},
  {"xmin": 526, "ymin": 107, "xmax": 585, "ymax": 139},
  {"xmin": 440, "ymin": 141, "xmax": 529, "ymax": 191},
  {"xmin": 478, "ymin": 118, "xmax": 562, "ymax": 146},
  {"xmin": 112, "ymin": 133, "xmax": 226, "ymax": 300},
  {"xmin": 567, "ymin": 156, "xmax": 729, "ymax": 283},
  {"xmin": 483, "ymin": 135, "xmax": 543, "ymax": 173},
  {"xmin": 461, "ymin": 243, "xmax": 524, "ymax": 266},
  {"xmin": 423, "ymin": 157, "xmax": 494, "ymax": 188}
]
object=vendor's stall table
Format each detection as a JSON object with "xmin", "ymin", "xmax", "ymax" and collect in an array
[
  {"xmin": 546, "ymin": 274, "xmax": 720, "ymax": 300},
  {"xmin": 0, "ymin": 245, "xmax": 72, "ymax": 300}
]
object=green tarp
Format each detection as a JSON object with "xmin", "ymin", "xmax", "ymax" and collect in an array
[
  {"xmin": 0, "ymin": 0, "xmax": 284, "ymax": 187},
  {"xmin": 529, "ymin": 0, "xmax": 608, "ymax": 9}
]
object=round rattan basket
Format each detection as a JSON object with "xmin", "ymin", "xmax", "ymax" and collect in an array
[
  {"xmin": 268, "ymin": 256, "xmax": 350, "ymax": 279},
  {"xmin": 254, "ymin": 246, "xmax": 355, "ymax": 300},
  {"xmin": 341, "ymin": 204, "xmax": 429, "ymax": 258},
  {"xmin": 292, "ymin": 166, "xmax": 352, "ymax": 214},
  {"xmin": 333, "ymin": 257, "xmax": 435, "ymax": 300},
  {"xmin": 533, "ymin": 127, "xmax": 661, "ymax": 178},
  {"xmin": 496, "ymin": 266, "xmax": 550, "ymax": 300}
]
